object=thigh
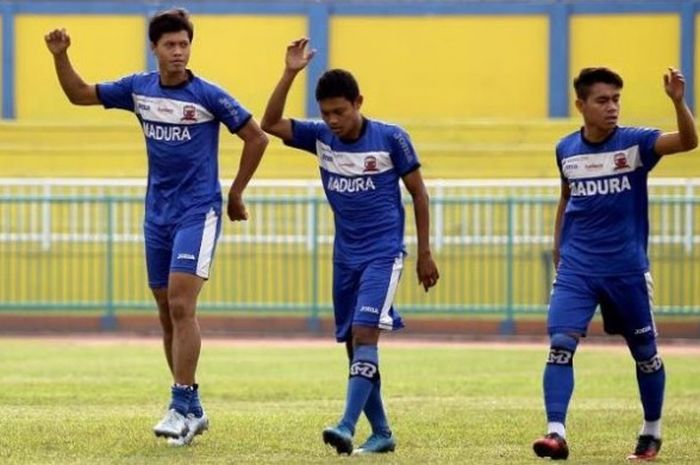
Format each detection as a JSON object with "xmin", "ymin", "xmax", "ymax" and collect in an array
[
  {"xmin": 171, "ymin": 209, "xmax": 222, "ymax": 280},
  {"xmin": 547, "ymin": 273, "xmax": 599, "ymax": 336},
  {"xmin": 333, "ymin": 262, "xmax": 360, "ymax": 343},
  {"xmin": 353, "ymin": 256, "xmax": 405, "ymax": 333},
  {"xmin": 599, "ymin": 272, "xmax": 656, "ymax": 339},
  {"xmin": 144, "ymin": 221, "xmax": 173, "ymax": 289}
]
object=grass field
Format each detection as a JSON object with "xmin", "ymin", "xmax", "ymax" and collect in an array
[{"xmin": 0, "ymin": 338, "xmax": 699, "ymax": 465}]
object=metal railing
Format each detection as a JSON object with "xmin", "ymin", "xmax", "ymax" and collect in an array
[{"xmin": 1, "ymin": 178, "xmax": 699, "ymax": 331}]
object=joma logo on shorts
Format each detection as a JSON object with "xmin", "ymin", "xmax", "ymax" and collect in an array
[
  {"xmin": 360, "ymin": 305, "xmax": 379, "ymax": 314},
  {"xmin": 177, "ymin": 253, "xmax": 196, "ymax": 260}
]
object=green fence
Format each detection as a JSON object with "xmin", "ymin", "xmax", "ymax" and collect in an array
[{"xmin": 1, "ymin": 179, "xmax": 699, "ymax": 330}]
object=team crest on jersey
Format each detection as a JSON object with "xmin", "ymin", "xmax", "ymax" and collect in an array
[
  {"xmin": 613, "ymin": 152, "xmax": 630, "ymax": 170},
  {"xmin": 181, "ymin": 105, "xmax": 198, "ymax": 122},
  {"xmin": 363, "ymin": 156, "xmax": 379, "ymax": 172}
]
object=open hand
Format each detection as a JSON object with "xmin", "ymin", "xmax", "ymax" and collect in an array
[
  {"xmin": 663, "ymin": 67, "xmax": 686, "ymax": 103},
  {"xmin": 285, "ymin": 37, "xmax": 315, "ymax": 73},
  {"xmin": 45, "ymin": 28, "xmax": 71, "ymax": 55}
]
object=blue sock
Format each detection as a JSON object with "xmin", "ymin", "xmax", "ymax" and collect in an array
[
  {"xmin": 364, "ymin": 379, "xmax": 391, "ymax": 436},
  {"xmin": 189, "ymin": 383, "xmax": 204, "ymax": 418},
  {"xmin": 628, "ymin": 339, "xmax": 665, "ymax": 422},
  {"xmin": 543, "ymin": 334, "xmax": 578, "ymax": 424},
  {"xmin": 168, "ymin": 384, "xmax": 193, "ymax": 416},
  {"xmin": 339, "ymin": 345, "xmax": 379, "ymax": 435}
]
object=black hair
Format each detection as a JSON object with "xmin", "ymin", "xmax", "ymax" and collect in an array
[
  {"xmin": 315, "ymin": 69, "xmax": 360, "ymax": 102},
  {"xmin": 573, "ymin": 67, "xmax": 623, "ymax": 100},
  {"xmin": 148, "ymin": 8, "xmax": 194, "ymax": 45}
]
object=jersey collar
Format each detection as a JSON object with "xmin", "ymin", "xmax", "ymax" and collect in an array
[{"xmin": 159, "ymin": 70, "xmax": 194, "ymax": 89}]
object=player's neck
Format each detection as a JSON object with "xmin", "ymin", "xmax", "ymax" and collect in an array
[
  {"xmin": 582, "ymin": 125, "xmax": 615, "ymax": 144},
  {"xmin": 159, "ymin": 69, "xmax": 190, "ymax": 87},
  {"xmin": 340, "ymin": 117, "xmax": 366, "ymax": 143}
]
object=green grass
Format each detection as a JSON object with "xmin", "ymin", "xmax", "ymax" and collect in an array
[{"xmin": 0, "ymin": 339, "xmax": 698, "ymax": 464}]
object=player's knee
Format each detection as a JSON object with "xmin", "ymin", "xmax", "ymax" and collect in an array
[
  {"xmin": 167, "ymin": 296, "xmax": 194, "ymax": 322},
  {"xmin": 628, "ymin": 339, "xmax": 664, "ymax": 374},
  {"xmin": 547, "ymin": 333, "xmax": 579, "ymax": 366}
]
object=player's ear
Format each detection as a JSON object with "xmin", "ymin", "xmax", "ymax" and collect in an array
[
  {"xmin": 354, "ymin": 95, "xmax": 363, "ymax": 110},
  {"xmin": 574, "ymin": 98, "xmax": 584, "ymax": 114}
]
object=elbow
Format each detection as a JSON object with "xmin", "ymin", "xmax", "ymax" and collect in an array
[
  {"xmin": 254, "ymin": 131, "xmax": 270, "ymax": 150},
  {"xmin": 260, "ymin": 132, "xmax": 270, "ymax": 148},
  {"xmin": 686, "ymin": 137, "xmax": 698, "ymax": 151},
  {"xmin": 66, "ymin": 93, "xmax": 83, "ymax": 105},
  {"xmin": 260, "ymin": 118, "xmax": 273, "ymax": 134}
]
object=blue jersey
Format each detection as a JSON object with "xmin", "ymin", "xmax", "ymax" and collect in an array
[
  {"xmin": 285, "ymin": 118, "xmax": 420, "ymax": 264},
  {"xmin": 556, "ymin": 126, "xmax": 662, "ymax": 276},
  {"xmin": 96, "ymin": 71, "xmax": 251, "ymax": 225}
]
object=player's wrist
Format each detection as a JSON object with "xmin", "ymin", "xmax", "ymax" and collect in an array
[{"xmin": 417, "ymin": 248, "xmax": 432, "ymax": 257}]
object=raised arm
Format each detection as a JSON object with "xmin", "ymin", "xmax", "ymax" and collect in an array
[
  {"xmin": 226, "ymin": 119, "xmax": 269, "ymax": 221},
  {"xmin": 260, "ymin": 38, "xmax": 316, "ymax": 140},
  {"xmin": 654, "ymin": 68, "xmax": 698, "ymax": 155},
  {"xmin": 45, "ymin": 29, "xmax": 100, "ymax": 105},
  {"xmin": 402, "ymin": 169, "xmax": 439, "ymax": 292},
  {"xmin": 552, "ymin": 179, "xmax": 571, "ymax": 269}
]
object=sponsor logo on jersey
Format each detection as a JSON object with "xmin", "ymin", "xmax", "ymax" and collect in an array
[
  {"xmin": 142, "ymin": 121, "xmax": 192, "ymax": 142},
  {"xmin": 326, "ymin": 176, "xmax": 376, "ymax": 193},
  {"xmin": 569, "ymin": 175, "xmax": 631, "ymax": 197},
  {"xmin": 363, "ymin": 156, "xmax": 379, "ymax": 172},
  {"xmin": 176, "ymin": 253, "xmax": 196, "ymax": 260},
  {"xmin": 181, "ymin": 105, "xmax": 197, "ymax": 122},
  {"xmin": 316, "ymin": 141, "xmax": 393, "ymax": 177},
  {"xmin": 561, "ymin": 146, "xmax": 641, "ymax": 179},
  {"xmin": 613, "ymin": 152, "xmax": 630, "ymax": 170},
  {"xmin": 133, "ymin": 94, "xmax": 213, "ymax": 125}
]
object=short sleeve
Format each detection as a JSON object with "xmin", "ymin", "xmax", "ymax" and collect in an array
[
  {"xmin": 283, "ymin": 119, "xmax": 325, "ymax": 156},
  {"xmin": 204, "ymin": 84, "xmax": 252, "ymax": 133},
  {"xmin": 632, "ymin": 127, "xmax": 662, "ymax": 172},
  {"xmin": 389, "ymin": 127, "xmax": 421, "ymax": 176},
  {"xmin": 96, "ymin": 74, "xmax": 136, "ymax": 111},
  {"xmin": 555, "ymin": 145, "xmax": 566, "ymax": 181}
]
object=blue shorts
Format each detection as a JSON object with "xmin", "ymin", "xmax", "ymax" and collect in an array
[
  {"xmin": 548, "ymin": 272, "xmax": 657, "ymax": 341},
  {"xmin": 333, "ymin": 255, "xmax": 405, "ymax": 343},
  {"xmin": 144, "ymin": 209, "xmax": 222, "ymax": 289}
]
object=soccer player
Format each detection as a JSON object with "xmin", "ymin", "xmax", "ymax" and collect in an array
[
  {"xmin": 45, "ymin": 9, "xmax": 268, "ymax": 445},
  {"xmin": 261, "ymin": 38, "xmax": 439, "ymax": 455},
  {"xmin": 532, "ymin": 67, "xmax": 697, "ymax": 461}
]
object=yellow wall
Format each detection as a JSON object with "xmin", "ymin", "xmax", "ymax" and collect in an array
[
  {"xmin": 15, "ymin": 15, "xmax": 306, "ymax": 122},
  {"xmin": 570, "ymin": 15, "xmax": 680, "ymax": 119},
  {"xmin": 188, "ymin": 15, "xmax": 306, "ymax": 118},
  {"xmin": 696, "ymin": 14, "xmax": 700, "ymax": 116},
  {"xmin": 16, "ymin": 15, "xmax": 143, "ymax": 122},
  {"xmin": 330, "ymin": 16, "xmax": 549, "ymax": 119},
  {"xmin": 0, "ymin": 20, "xmax": 3, "ymax": 113}
]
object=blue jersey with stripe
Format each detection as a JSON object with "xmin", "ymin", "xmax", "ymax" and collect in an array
[
  {"xmin": 556, "ymin": 126, "xmax": 662, "ymax": 275},
  {"xmin": 96, "ymin": 71, "xmax": 251, "ymax": 225},
  {"xmin": 285, "ymin": 118, "xmax": 420, "ymax": 264}
]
